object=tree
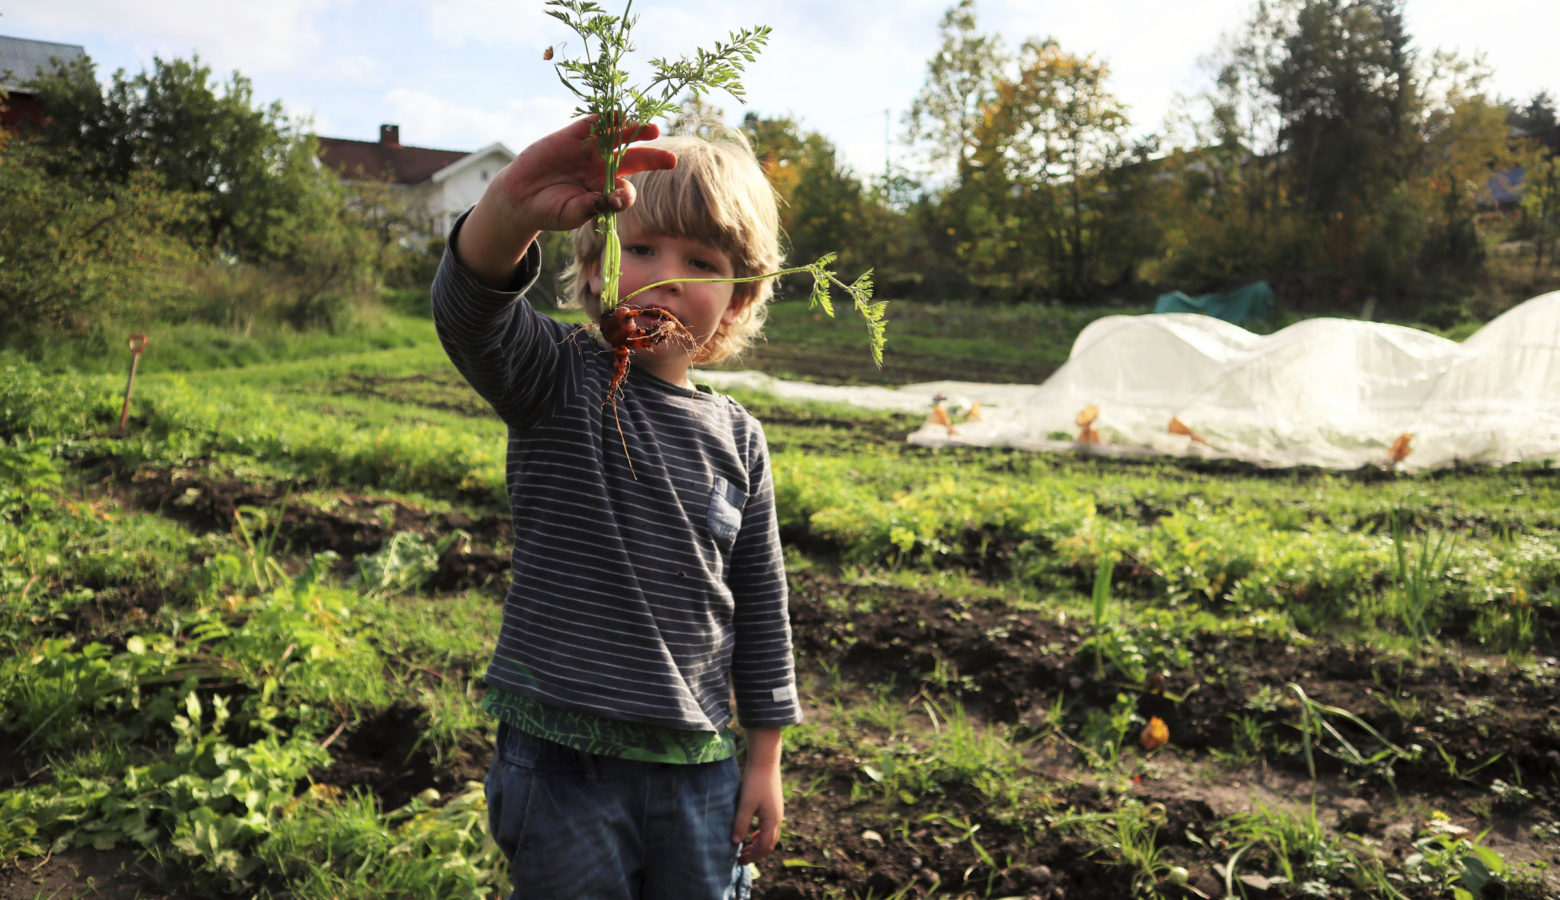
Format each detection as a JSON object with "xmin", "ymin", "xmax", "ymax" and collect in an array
[
  {"xmin": 1269, "ymin": 0, "xmax": 1416, "ymax": 220},
  {"xmin": 1519, "ymin": 148, "xmax": 1560, "ymax": 276},
  {"xmin": 25, "ymin": 54, "xmax": 335, "ymax": 264},
  {"xmin": 903, "ymin": 0, "xmax": 1006, "ymax": 174},
  {"xmin": 742, "ymin": 114, "xmax": 872, "ymax": 275},
  {"xmin": 667, "ymin": 94, "xmax": 729, "ymax": 139},
  {"xmin": 976, "ymin": 39, "xmax": 1136, "ymax": 296},
  {"xmin": 1509, "ymin": 90, "xmax": 1558, "ymax": 137},
  {"xmin": 0, "ymin": 139, "xmax": 197, "ymax": 341},
  {"xmin": 1169, "ymin": 0, "xmax": 1518, "ymax": 311}
]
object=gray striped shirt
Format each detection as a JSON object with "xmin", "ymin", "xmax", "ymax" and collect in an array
[{"xmin": 432, "ymin": 226, "xmax": 801, "ymax": 733}]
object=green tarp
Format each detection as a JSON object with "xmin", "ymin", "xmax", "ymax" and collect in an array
[{"xmin": 1154, "ymin": 281, "xmax": 1275, "ymax": 325}]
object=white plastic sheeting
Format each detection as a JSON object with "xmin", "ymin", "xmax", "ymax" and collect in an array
[{"xmin": 696, "ymin": 291, "xmax": 1560, "ymax": 470}]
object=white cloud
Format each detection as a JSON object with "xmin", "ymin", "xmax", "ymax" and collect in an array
[
  {"xmin": 384, "ymin": 87, "xmax": 576, "ymax": 153},
  {"xmin": 7, "ymin": 0, "xmax": 334, "ymax": 75},
  {"xmin": 327, "ymin": 54, "xmax": 384, "ymax": 85},
  {"xmin": 420, "ymin": 0, "xmax": 565, "ymax": 50}
]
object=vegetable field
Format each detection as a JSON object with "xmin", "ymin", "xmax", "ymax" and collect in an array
[{"xmin": 2, "ymin": 308, "xmax": 1558, "ymax": 900}]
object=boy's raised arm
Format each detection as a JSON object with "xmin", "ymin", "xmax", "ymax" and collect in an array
[{"xmin": 456, "ymin": 118, "xmax": 677, "ymax": 289}]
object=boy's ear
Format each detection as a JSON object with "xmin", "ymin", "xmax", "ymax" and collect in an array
[
  {"xmin": 720, "ymin": 288, "xmax": 752, "ymax": 327},
  {"xmin": 584, "ymin": 259, "xmax": 603, "ymax": 295}
]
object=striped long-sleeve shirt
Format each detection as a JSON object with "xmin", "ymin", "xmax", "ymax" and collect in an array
[{"xmin": 431, "ymin": 224, "xmax": 801, "ymax": 733}]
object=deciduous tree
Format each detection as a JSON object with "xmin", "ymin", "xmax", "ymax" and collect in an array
[
  {"xmin": 25, "ymin": 55, "xmax": 337, "ymax": 265},
  {"xmin": 904, "ymin": 0, "xmax": 1006, "ymax": 174}
]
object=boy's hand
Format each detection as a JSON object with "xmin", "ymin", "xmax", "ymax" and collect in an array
[
  {"xmin": 732, "ymin": 727, "xmax": 784, "ymax": 864},
  {"xmin": 458, "ymin": 118, "xmax": 676, "ymax": 288},
  {"xmin": 496, "ymin": 117, "xmax": 676, "ymax": 234}
]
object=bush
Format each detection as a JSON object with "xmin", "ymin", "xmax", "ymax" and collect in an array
[{"xmin": 0, "ymin": 141, "xmax": 197, "ymax": 344}]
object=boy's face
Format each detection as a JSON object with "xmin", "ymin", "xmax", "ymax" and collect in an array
[{"xmin": 587, "ymin": 221, "xmax": 746, "ymax": 385}]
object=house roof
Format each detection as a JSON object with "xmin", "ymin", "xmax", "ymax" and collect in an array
[
  {"xmin": 316, "ymin": 135, "xmax": 473, "ymax": 186},
  {"xmin": 427, "ymin": 142, "xmax": 515, "ymax": 183},
  {"xmin": 0, "ymin": 35, "xmax": 87, "ymax": 92}
]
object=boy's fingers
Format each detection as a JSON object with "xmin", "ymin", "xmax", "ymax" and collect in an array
[
  {"xmin": 733, "ymin": 808, "xmax": 781, "ymax": 864},
  {"xmin": 731, "ymin": 798, "xmax": 757, "ymax": 847},
  {"xmin": 755, "ymin": 806, "xmax": 781, "ymax": 855},
  {"xmin": 617, "ymin": 145, "xmax": 678, "ymax": 177},
  {"xmin": 601, "ymin": 178, "xmax": 637, "ymax": 214}
]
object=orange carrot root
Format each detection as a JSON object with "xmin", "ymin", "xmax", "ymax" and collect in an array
[{"xmin": 597, "ymin": 306, "xmax": 697, "ymax": 479}]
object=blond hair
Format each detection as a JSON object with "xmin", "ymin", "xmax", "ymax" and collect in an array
[{"xmin": 563, "ymin": 134, "xmax": 782, "ymax": 364}]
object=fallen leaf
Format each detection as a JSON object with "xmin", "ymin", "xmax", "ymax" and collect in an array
[
  {"xmin": 1168, "ymin": 416, "xmax": 1207, "ymax": 444},
  {"xmin": 1140, "ymin": 716, "xmax": 1170, "ymax": 752},
  {"xmin": 1388, "ymin": 432, "xmax": 1413, "ymax": 464}
]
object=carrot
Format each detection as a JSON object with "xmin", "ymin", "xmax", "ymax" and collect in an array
[{"xmin": 596, "ymin": 306, "xmax": 695, "ymax": 479}]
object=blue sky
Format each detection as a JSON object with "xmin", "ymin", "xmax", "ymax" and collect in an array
[{"xmin": 4, "ymin": 0, "xmax": 1555, "ymax": 177}]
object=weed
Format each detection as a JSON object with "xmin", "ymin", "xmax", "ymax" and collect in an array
[
  {"xmin": 232, "ymin": 498, "xmax": 290, "ymax": 590},
  {"xmin": 1049, "ymin": 800, "xmax": 1171, "ymax": 896},
  {"xmin": 1388, "ymin": 511, "xmax": 1457, "ymax": 647},
  {"xmin": 1078, "ymin": 693, "xmax": 1140, "ymax": 769},
  {"xmin": 1223, "ymin": 800, "xmax": 1376, "ymax": 898},
  {"xmin": 1211, "ymin": 714, "xmax": 1271, "ymax": 768},
  {"xmin": 1286, "ymin": 682, "xmax": 1421, "ymax": 791},
  {"xmin": 1401, "ymin": 812, "xmax": 1508, "ymax": 900}
]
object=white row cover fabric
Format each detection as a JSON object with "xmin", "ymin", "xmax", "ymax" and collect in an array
[{"xmin": 696, "ymin": 291, "xmax": 1560, "ymax": 470}]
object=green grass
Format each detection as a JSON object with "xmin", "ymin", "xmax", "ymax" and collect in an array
[{"xmin": 3, "ymin": 309, "xmax": 1557, "ymax": 898}]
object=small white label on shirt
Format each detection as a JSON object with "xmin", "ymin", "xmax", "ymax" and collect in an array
[{"xmin": 771, "ymin": 685, "xmax": 796, "ymax": 703}]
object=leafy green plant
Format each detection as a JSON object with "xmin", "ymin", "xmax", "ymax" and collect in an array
[
  {"xmin": 1402, "ymin": 812, "xmax": 1508, "ymax": 900},
  {"xmin": 355, "ymin": 529, "xmax": 469, "ymax": 598},
  {"xmin": 1078, "ymin": 692, "xmax": 1139, "ymax": 769},
  {"xmin": 1222, "ymin": 800, "xmax": 1372, "ymax": 898},
  {"xmin": 544, "ymin": 0, "xmax": 886, "ymax": 364}
]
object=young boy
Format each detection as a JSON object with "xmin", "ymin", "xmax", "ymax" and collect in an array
[{"xmin": 431, "ymin": 117, "xmax": 800, "ymax": 900}]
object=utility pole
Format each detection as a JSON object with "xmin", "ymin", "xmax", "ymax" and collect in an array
[{"xmin": 884, "ymin": 108, "xmax": 891, "ymax": 185}]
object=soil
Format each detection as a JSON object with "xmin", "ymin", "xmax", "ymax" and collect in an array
[
  {"xmin": 310, "ymin": 701, "xmax": 490, "ymax": 812},
  {"xmin": 0, "ymin": 847, "xmax": 171, "ymax": 900},
  {"xmin": 9, "ymin": 461, "xmax": 1558, "ymax": 899},
  {"xmin": 762, "ymin": 573, "xmax": 1560, "ymax": 900},
  {"xmin": 98, "ymin": 458, "xmax": 511, "ymax": 595}
]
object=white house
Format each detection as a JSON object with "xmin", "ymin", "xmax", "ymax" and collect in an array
[{"xmin": 316, "ymin": 124, "xmax": 514, "ymax": 239}]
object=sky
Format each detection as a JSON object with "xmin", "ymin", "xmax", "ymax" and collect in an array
[{"xmin": 3, "ymin": 0, "xmax": 1556, "ymax": 178}]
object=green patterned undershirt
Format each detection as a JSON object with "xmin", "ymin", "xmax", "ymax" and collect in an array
[{"xmin": 483, "ymin": 688, "xmax": 735, "ymax": 764}]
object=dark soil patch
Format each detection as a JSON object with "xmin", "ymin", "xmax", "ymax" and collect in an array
[
  {"xmin": 763, "ymin": 570, "xmax": 1560, "ymax": 899},
  {"xmin": 323, "ymin": 371, "xmax": 493, "ymax": 418},
  {"xmin": 0, "ymin": 742, "xmax": 47, "ymax": 793},
  {"xmin": 312, "ymin": 702, "xmax": 490, "ymax": 811},
  {"xmin": 109, "ymin": 461, "xmax": 510, "ymax": 594},
  {"xmin": 0, "ymin": 847, "xmax": 162, "ymax": 900}
]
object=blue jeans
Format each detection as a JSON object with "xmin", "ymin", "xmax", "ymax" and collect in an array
[{"xmin": 485, "ymin": 722, "xmax": 752, "ymax": 900}]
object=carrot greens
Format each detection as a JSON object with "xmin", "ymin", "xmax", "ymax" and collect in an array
[{"xmin": 545, "ymin": 0, "xmax": 887, "ymax": 366}]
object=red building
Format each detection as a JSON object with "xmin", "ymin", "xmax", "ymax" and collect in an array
[{"xmin": 0, "ymin": 34, "xmax": 87, "ymax": 131}]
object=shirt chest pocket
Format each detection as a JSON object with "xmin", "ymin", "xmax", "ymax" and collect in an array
[{"xmin": 707, "ymin": 475, "xmax": 746, "ymax": 550}]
